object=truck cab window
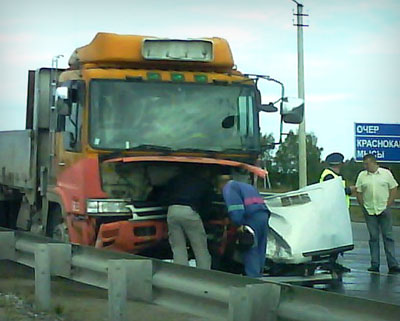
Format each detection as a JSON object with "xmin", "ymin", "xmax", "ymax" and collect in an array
[{"xmin": 238, "ymin": 95, "xmax": 255, "ymax": 137}]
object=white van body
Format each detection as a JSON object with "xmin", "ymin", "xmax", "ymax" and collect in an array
[{"xmin": 265, "ymin": 177, "xmax": 354, "ymax": 264}]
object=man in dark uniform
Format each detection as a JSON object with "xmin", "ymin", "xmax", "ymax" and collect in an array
[
  {"xmin": 320, "ymin": 152, "xmax": 354, "ymax": 205},
  {"xmin": 320, "ymin": 152, "xmax": 354, "ymax": 273}
]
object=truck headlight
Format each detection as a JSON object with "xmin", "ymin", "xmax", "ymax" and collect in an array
[{"xmin": 87, "ymin": 199, "xmax": 131, "ymax": 214}]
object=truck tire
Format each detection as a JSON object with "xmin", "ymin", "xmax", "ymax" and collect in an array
[
  {"xmin": 0, "ymin": 201, "xmax": 8, "ymax": 227},
  {"xmin": 47, "ymin": 205, "xmax": 70, "ymax": 243},
  {"xmin": 0, "ymin": 201, "xmax": 19, "ymax": 229}
]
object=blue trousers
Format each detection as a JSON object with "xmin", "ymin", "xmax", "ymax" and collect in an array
[
  {"xmin": 242, "ymin": 211, "xmax": 269, "ymax": 277},
  {"xmin": 363, "ymin": 208, "xmax": 398, "ymax": 269}
]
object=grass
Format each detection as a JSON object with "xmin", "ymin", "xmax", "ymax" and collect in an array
[
  {"xmin": 0, "ymin": 294, "xmax": 66, "ymax": 321},
  {"xmin": 0, "ymin": 296, "xmax": 24, "ymax": 321},
  {"xmin": 0, "ymin": 296, "xmax": 13, "ymax": 308},
  {"xmin": 54, "ymin": 304, "xmax": 65, "ymax": 315}
]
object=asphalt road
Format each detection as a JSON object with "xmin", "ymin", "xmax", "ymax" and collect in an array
[{"xmin": 324, "ymin": 222, "xmax": 400, "ymax": 306}]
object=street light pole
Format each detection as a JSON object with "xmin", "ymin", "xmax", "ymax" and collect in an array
[{"xmin": 292, "ymin": 0, "xmax": 308, "ymax": 188}]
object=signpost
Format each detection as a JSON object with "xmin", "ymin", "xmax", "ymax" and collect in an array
[{"xmin": 355, "ymin": 123, "xmax": 400, "ymax": 162}]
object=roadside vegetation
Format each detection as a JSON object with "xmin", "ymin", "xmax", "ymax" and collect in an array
[{"xmin": 0, "ymin": 293, "xmax": 65, "ymax": 321}]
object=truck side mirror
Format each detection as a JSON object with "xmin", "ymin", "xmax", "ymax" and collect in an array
[
  {"xmin": 56, "ymin": 87, "xmax": 71, "ymax": 116},
  {"xmin": 62, "ymin": 131, "xmax": 75, "ymax": 149},
  {"xmin": 258, "ymin": 103, "xmax": 278, "ymax": 113},
  {"xmin": 56, "ymin": 86, "xmax": 79, "ymax": 116},
  {"xmin": 281, "ymin": 97, "xmax": 304, "ymax": 124},
  {"xmin": 57, "ymin": 101, "xmax": 71, "ymax": 116},
  {"xmin": 255, "ymin": 89, "xmax": 278, "ymax": 112}
]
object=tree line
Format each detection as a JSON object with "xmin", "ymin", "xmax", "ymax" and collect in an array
[{"xmin": 260, "ymin": 131, "xmax": 400, "ymax": 191}]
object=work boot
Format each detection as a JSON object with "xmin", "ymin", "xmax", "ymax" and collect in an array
[
  {"xmin": 388, "ymin": 266, "xmax": 400, "ymax": 274},
  {"xmin": 334, "ymin": 262, "xmax": 351, "ymax": 273},
  {"xmin": 368, "ymin": 266, "xmax": 379, "ymax": 273}
]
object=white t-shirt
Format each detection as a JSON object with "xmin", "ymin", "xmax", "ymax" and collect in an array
[{"xmin": 356, "ymin": 167, "xmax": 398, "ymax": 215}]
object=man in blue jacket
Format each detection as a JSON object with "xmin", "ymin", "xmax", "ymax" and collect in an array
[{"xmin": 218, "ymin": 175, "xmax": 270, "ymax": 277}]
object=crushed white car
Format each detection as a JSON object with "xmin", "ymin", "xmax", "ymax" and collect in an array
[{"xmin": 265, "ymin": 177, "xmax": 354, "ymax": 264}]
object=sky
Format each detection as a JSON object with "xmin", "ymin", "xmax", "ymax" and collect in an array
[{"xmin": 1, "ymin": 0, "xmax": 399, "ymax": 160}]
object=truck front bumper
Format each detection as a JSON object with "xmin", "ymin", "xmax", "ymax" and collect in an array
[{"xmin": 95, "ymin": 220, "xmax": 168, "ymax": 253}]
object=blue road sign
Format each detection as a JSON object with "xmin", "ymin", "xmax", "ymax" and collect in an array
[{"xmin": 355, "ymin": 123, "xmax": 400, "ymax": 162}]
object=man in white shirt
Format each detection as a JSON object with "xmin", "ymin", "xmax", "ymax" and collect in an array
[{"xmin": 356, "ymin": 154, "xmax": 400, "ymax": 274}]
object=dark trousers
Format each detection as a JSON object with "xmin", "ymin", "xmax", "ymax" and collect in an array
[{"xmin": 363, "ymin": 208, "xmax": 398, "ymax": 269}]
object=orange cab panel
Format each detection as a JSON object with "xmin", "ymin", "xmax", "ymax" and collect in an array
[{"xmin": 95, "ymin": 220, "xmax": 168, "ymax": 253}]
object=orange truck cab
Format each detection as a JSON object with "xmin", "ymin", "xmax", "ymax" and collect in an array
[{"xmin": 0, "ymin": 33, "xmax": 303, "ymax": 259}]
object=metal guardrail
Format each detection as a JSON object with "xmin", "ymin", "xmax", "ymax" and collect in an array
[
  {"xmin": 0, "ymin": 228, "xmax": 399, "ymax": 321},
  {"xmin": 260, "ymin": 192, "xmax": 400, "ymax": 209}
]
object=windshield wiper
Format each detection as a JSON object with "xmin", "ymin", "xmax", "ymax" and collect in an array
[
  {"xmin": 175, "ymin": 148, "xmax": 220, "ymax": 153},
  {"xmin": 126, "ymin": 144, "xmax": 173, "ymax": 151},
  {"xmin": 219, "ymin": 148, "xmax": 248, "ymax": 153},
  {"xmin": 175, "ymin": 148, "xmax": 254, "ymax": 154},
  {"xmin": 99, "ymin": 144, "xmax": 172, "ymax": 161}
]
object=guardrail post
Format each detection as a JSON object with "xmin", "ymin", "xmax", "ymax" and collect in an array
[
  {"xmin": 108, "ymin": 260, "xmax": 128, "ymax": 321},
  {"xmin": 0, "ymin": 230, "xmax": 16, "ymax": 260},
  {"xmin": 34, "ymin": 244, "xmax": 51, "ymax": 311},
  {"xmin": 228, "ymin": 283, "xmax": 281, "ymax": 321},
  {"xmin": 125, "ymin": 259, "xmax": 153, "ymax": 302},
  {"xmin": 48, "ymin": 243, "xmax": 72, "ymax": 277},
  {"xmin": 108, "ymin": 259, "xmax": 153, "ymax": 321},
  {"xmin": 246, "ymin": 283, "xmax": 281, "ymax": 321},
  {"xmin": 229, "ymin": 286, "xmax": 251, "ymax": 321}
]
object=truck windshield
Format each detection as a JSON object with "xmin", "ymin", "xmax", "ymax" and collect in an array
[{"xmin": 89, "ymin": 80, "xmax": 259, "ymax": 152}]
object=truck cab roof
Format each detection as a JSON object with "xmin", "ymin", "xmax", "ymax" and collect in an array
[{"xmin": 68, "ymin": 32, "xmax": 235, "ymax": 72}]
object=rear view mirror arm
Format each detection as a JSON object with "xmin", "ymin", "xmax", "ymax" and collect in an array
[{"xmin": 258, "ymin": 76, "xmax": 286, "ymax": 146}]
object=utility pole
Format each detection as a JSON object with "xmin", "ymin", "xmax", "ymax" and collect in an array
[{"xmin": 292, "ymin": 0, "xmax": 308, "ymax": 188}]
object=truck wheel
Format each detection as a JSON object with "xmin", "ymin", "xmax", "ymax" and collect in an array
[
  {"xmin": 47, "ymin": 205, "xmax": 69, "ymax": 243},
  {"xmin": 53, "ymin": 222, "xmax": 70, "ymax": 243},
  {"xmin": 0, "ymin": 201, "xmax": 8, "ymax": 227},
  {"xmin": 304, "ymin": 265, "xmax": 316, "ymax": 276},
  {"xmin": 329, "ymin": 270, "xmax": 343, "ymax": 289},
  {"xmin": 0, "ymin": 201, "xmax": 19, "ymax": 229}
]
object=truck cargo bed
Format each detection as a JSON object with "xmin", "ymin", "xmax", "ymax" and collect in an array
[{"xmin": 0, "ymin": 130, "xmax": 34, "ymax": 189}]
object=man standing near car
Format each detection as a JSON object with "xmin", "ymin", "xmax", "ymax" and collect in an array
[
  {"xmin": 320, "ymin": 152, "xmax": 355, "ymax": 273},
  {"xmin": 217, "ymin": 175, "xmax": 270, "ymax": 277},
  {"xmin": 320, "ymin": 152, "xmax": 355, "ymax": 208},
  {"xmin": 356, "ymin": 154, "xmax": 400, "ymax": 274}
]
